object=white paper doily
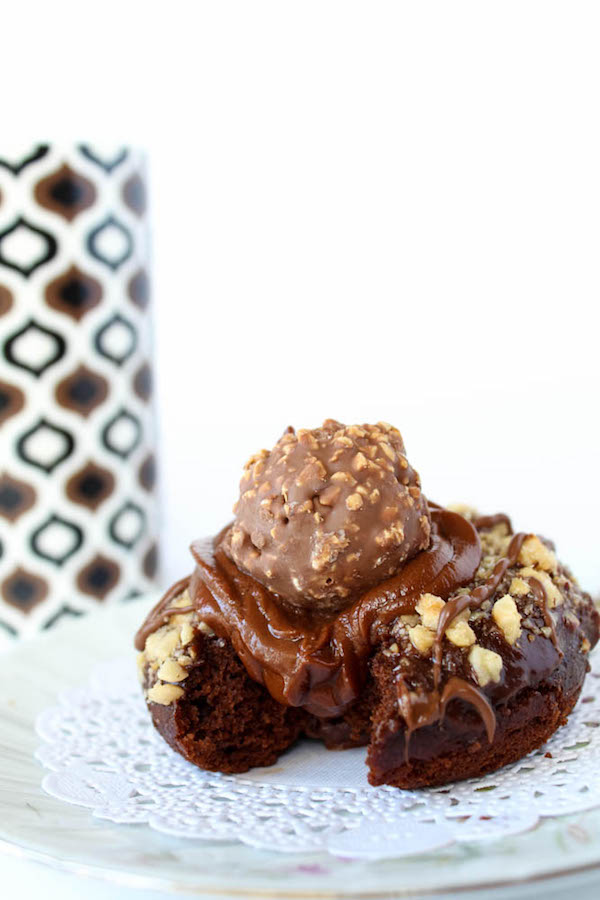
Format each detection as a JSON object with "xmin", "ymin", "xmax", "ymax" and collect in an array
[{"xmin": 35, "ymin": 653, "xmax": 600, "ymax": 860}]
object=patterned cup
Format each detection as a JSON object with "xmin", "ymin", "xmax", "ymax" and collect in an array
[{"xmin": 0, "ymin": 144, "xmax": 159, "ymax": 645}]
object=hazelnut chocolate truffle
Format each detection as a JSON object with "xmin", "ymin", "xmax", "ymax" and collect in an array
[
  {"xmin": 221, "ymin": 420, "xmax": 431, "ymax": 609},
  {"xmin": 135, "ymin": 420, "xmax": 599, "ymax": 789}
]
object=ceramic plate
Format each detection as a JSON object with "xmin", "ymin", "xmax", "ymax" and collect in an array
[{"xmin": 2, "ymin": 598, "xmax": 600, "ymax": 899}]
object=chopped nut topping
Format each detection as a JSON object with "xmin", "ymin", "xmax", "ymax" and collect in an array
[
  {"xmin": 408, "ymin": 624, "xmax": 435, "ymax": 655},
  {"xmin": 492, "ymin": 594, "xmax": 522, "ymax": 645},
  {"xmin": 157, "ymin": 659, "xmax": 189, "ymax": 683},
  {"xmin": 564, "ymin": 610, "xmax": 580, "ymax": 628},
  {"xmin": 331, "ymin": 470, "xmax": 356, "ymax": 484},
  {"xmin": 311, "ymin": 531, "xmax": 350, "ymax": 571},
  {"xmin": 346, "ymin": 493, "xmax": 363, "ymax": 511},
  {"xmin": 518, "ymin": 567, "xmax": 563, "ymax": 608},
  {"xmin": 469, "ymin": 645, "xmax": 503, "ymax": 687},
  {"xmin": 319, "ymin": 485, "xmax": 341, "ymax": 506},
  {"xmin": 446, "ymin": 617, "xmax": 476, "ymax": 647},
  {"xmin": 510, "ymin": 577, "xmax": 531, "ymax": 598},
  {"xmin": 382, "ymin": 506, "xmax": 399, "ymax": 523},
  {"xmin": 145, "ymin": 626, "xmax": 180, "ymax": 664},
  {"xmin": 416, "ymin": 593, "xmax": 445, "ymax": 629},
  {"xmin": 180, "ymin": 622, "xmax": 195, "ymax": 646},
  {"xmin": 147, "ymin": 683, "xmax": 185, "ymax": 705},
  {"xmin": 518, "ymin": 535, "xmax": 558, "ymax": 573},
  {"xmin": 376, "ymin": 523, "xmax": 405, "ymax": 546},
  {"xmin": 297, "ymin": 429, "xmax": 319, "ymax": 449},
  {"xmin": 353, "ymin": 452, "xmax": 369, "ymax": 471},
  {"xmin": 230, "ymin": 527, "xmax": 244, "ymax": 549}
]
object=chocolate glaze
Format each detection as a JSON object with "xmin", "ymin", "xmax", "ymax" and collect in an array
[{"xmin": 136, "ymin": 508, "xmax": 481, "ymax": 718}]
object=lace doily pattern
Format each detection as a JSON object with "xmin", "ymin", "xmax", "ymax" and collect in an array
[{"xmin": 35, "ymin": 654, "xmax": 600, "ymax": 859}]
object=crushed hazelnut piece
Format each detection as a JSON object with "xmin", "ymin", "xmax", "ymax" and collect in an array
[
  {"xmin": 157, "ymin": 659, "xmax": 189, "ymax": 683},
  {"xmin": 510, "ymin": 577, "xmax": 531, "ymax": 598},
  {"xmin": 492, "ymin": 595, "xmax": 522, "ymax": 645},
  {"xmin": 180, "ymin": 622, "xmax": 195, "ymax": 646},
  {"xmin": 518, "ymin": 536, "xmax": 558, "ymax": 573},
  {"xmin": 416, "ymin": 593, "xmax": 445, "ymax": 629},
  {"xmin": 382, "ymin": 506, "xmax": 399, "ymax": 523},
  {"xmin": 446, "ymin": 618, "xmax": 476, "ymax": 647},
  {"xmin": 331, "ymin": 470, "xmax": 356, "ymax": 485},
  {"xmin": 147, "ymin": 683, "xmax": 185, "ymax": 705},
  {"xmin": 469, "ymin": 645, "xmax": 503, "ymax": 687},
  {"xmin": 145, "ymin": 626, "xmax": 180, "ymax": 664},
  {"xmin": 408, "ymin": 624, "xmax": 435, "ymax": 655},
  {"xmin": 346, "ymin": 493, "xmax": 363, "ymax": 510},
  {"xmin": 353, "ymin": 452, "xmax": 368, "ymax": 471}
]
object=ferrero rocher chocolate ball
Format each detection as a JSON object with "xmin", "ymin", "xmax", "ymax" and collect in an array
[{"xmin": 221, "ymin": 420, "xmax": 432, "ymax": 610}]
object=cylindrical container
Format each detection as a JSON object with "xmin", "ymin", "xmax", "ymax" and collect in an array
[{"xmin": 0, "ymin": 143, "xmax": 159, "ymax": 645}]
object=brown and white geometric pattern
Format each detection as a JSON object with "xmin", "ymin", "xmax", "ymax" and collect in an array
[{"xmin": 0, "ymin": 144, "xmax": 159, "ymax": 645}]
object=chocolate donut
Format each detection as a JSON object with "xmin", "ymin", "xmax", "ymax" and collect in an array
[{"xmin": 135, "ymin": 423, "xmax": 599, "ymax": 788}]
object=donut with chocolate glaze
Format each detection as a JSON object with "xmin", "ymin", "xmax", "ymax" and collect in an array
[{"xmin": 135, "ymin": 424, "xmax": 599, "ymax": 788}]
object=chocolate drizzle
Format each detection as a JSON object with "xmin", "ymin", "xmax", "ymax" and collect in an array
[
  {"xmin": 473, "ymin": 512, "xmax": 513, "ymax": 533},
  {"xmin": 527, "ymin": 576, "xmax": 563, "ymax": 655},
  {"xmin": 433, "ymin": 532, "xmax": 528, "ymax": 686},
  {"xmin": 397, "ymin": 675, "xmax": 496, "ymax": 760}
]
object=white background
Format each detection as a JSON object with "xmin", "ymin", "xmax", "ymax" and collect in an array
[
  {"xmin": 2, "ymin": 2, "xmax": 600, "ymax": 897},
  {"xmin": 2, "ymin": 1, "xmax": 599, "ymax": 595}
]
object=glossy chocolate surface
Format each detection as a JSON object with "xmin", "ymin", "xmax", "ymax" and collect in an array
[{"xmin": 137, "ymin": 507, "xmax": 482, "ymax": 717}]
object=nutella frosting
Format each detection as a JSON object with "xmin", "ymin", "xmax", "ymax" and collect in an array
[{"xmin": 137, "ymin": 507, "xmax": 483, "ymax": 717}]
